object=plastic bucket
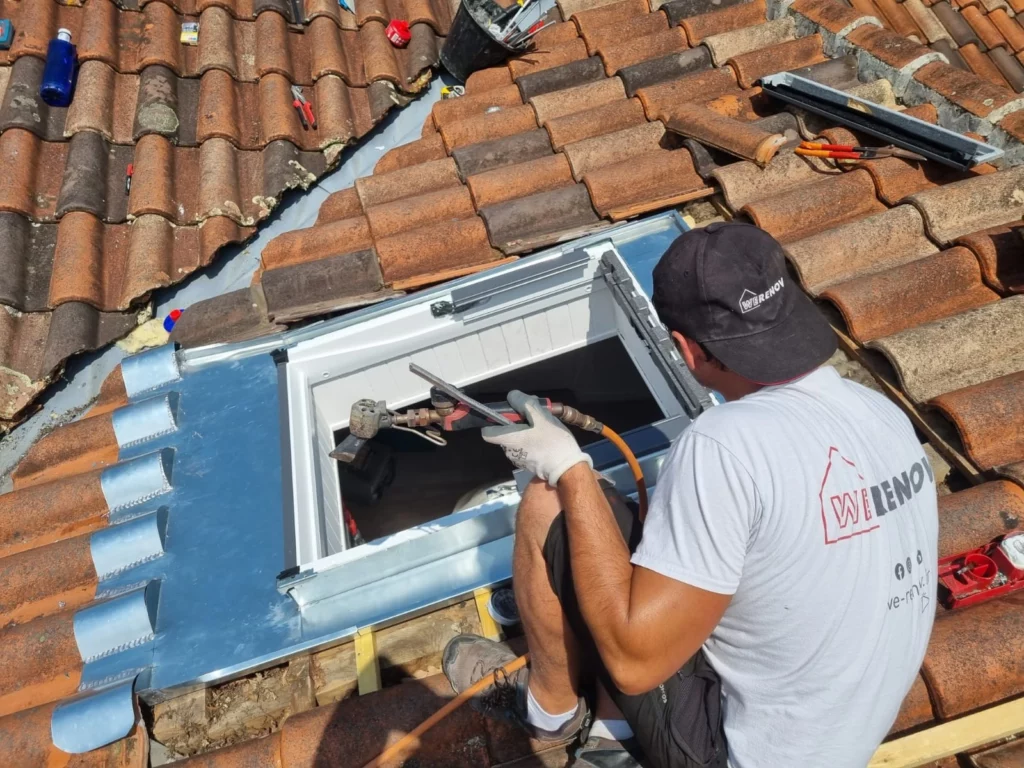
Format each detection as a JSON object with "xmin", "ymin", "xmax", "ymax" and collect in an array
[{"xmin": 440, "ymin": 0, "xmax": 517, "ymax": 82}]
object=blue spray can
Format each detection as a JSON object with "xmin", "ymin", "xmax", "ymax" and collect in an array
[{"xmin": 40, "ymin": 28, "xmax": 76, "ymax": 107}]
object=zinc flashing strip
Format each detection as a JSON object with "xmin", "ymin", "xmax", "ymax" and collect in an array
[
  {"xmin": 73, "ymin": 581, "xmax": 160, "ymax": 664},
  {"xmin": 50, "ymin": 679, "xmax": 138, "ymax": 755},
  {"xmin": 90, "ymin": 509, "xmax": 169, "ymax": 581},
  {"xmin": 100, "ymin": 449, "xmax": 175, "ymax": 512},
  {"xmin": 111, "ymin": 393, "xmax": 179, "ymax": 449},
  {"xmin": 120, "ymin": 344, "xmax": 182, "ymax": 398}
]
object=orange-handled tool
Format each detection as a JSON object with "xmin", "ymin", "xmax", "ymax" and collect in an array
[
  {"xmin": 797, "ymin": 141, "xmax": 927, "ymax": 161},
  {"xmin": 290, "ymin": 85, "xmax": 316, "ymax": 129}
]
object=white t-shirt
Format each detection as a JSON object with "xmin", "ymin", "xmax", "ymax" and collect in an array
[{"xmin": 631, "ymin": 366, "xmax": 938, "ymax": 768}]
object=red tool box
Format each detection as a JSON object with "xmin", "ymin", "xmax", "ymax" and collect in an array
[{"xmin": 938, "ymin": 532, "xmax": 1024, "ymax": 609}]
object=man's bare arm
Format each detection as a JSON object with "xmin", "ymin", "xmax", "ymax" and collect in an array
[{"xmin": 557, "ymin": 463, "xmax": 731, "ymax": 695}]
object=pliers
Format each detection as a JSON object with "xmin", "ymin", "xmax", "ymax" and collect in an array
[
  {"xmin": 795, "ymin": 141, "xmax": 927, "ymax": 162},
  {"xmin": 291, "ymin": 85, "xmax": 317, "ymax": 130}
]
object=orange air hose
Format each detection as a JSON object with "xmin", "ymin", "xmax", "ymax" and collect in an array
[{"xmin": 361, "ymin": 425, "xmax": 647, "ymax": 768}]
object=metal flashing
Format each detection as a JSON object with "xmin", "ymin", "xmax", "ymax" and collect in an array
[
  {"xmin": 50, "ymin": 679, "xmax": 137, "ymax": 755},
  {"xmin": 100, "ymin": 449, "xmax": 175, "ymax": 513},
  {"xmin": 90, "ymin": 509, "xmax": 169, "ymax": 580},
  {"xmin": 111, "ymin": 393, "xmax": 179, "ymax": 449},
  {"xmin": 73, "ymin": 581, "xmax": 160, "ymax": 663},
  {"xmin": 121, "ymin": 344, "xmax": 182, "ymax": 398}
]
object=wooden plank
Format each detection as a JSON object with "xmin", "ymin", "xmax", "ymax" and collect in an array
[
  {"xmin": 355, "ymin": 627, "xmax": 382, "ymax": 696},
  {"xmin": 833, "ymin": 326, "xmax": 983, "ymax": 485},
  {"xmin": 869, "ymin": 697, "xmax": 1024, "ymax": 767},
  {"xmin": 474, "ymin": 587, "xmax": 504, "ymax": 641},
  {"xmin": 151, "ymin": 688, "xmax": 209, "ymax": 745}
]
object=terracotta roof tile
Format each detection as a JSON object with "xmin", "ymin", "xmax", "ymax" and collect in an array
[
  {"xmin": 891, "ymin": 673, "xmax": 935, "ymax": 734},
  {"xmin": 533, "ymin": 20, "xmax": 586, "ymax": 47},
  {"xmin": 726, "ymin": 33, "xmax": 826, "ymax": 88},
  {"xmin": 962, "ymin": 4, "xmax": 1009, "ymax": 48},
  {"xmin": 562, "ymin": 120, "xmax": 668, "ymax": 179},
  {"xmin": 439, "ymin": 102, "xmax": 539, "ymax": 151},
  {"xmin": 867, "ymin": 294, "xmax": 1024, "ymax": 402},
  {"xmin": 711, "ymin": 151, "xmax": 828, "ymax": 210},
  {"xmin": 169, "ymin": 284, "xmax": 283, "ymax": 348},
  {"xmin": 956, "ymin": 222, "xmax": 1024, "ymax": 292},
  {"xmin": 906, "ymin": 164, "xmax": 1024, "ymax": 244},
  {"xmin": 680, "ymin": 0, "xmax": 770, "ymax": 47},
  {"xmin": 583, "ymin": 146, "xmax": 712, "ymax": 218},
  {"xmin": 583, "ymin": 11, "xmax": 672, "ymax": 58},
  {"xmin": 355, "ymin": 156, "xmax": 461, "ymax": 207},
  {"xmin": 571, "ymin": 0, "xmax": 651, "ymax": 40},
  {"xmin": 913, "ymin": 60, "xmax": 1023, "ymax": 118},
  {"xmin": 822, "ymin": 246, "xmax": 1000, "ymax": 342},
  {"xmin": 743, "ymin": 167, "xmax": 884, "ymax": 241},
  {"xmin": 785, "ymin": 204, "xmax": 939, "ymax": 295},
  {"xmin": 703, "ymin": 87, "xmax": 774, "ymax": 120},
  {"xmin": 904, "ymin": 0, "xmax": 951, "ymax": 44},
  {"xmin": 0, "ymin": 532, "xmax": 97, "ymax": 628},
  {"xmin": 959, "ymin": 41, "xmax": 1012, "ymax": 87},
  {"xmin": 974, "ymin": 739, "xmax": 1024, "ymax": 766},
  {"xmin": 0, "ymin": 57, "xmax": 69, "ymax": 142},
  {"xmin": 507, "ymin": 38, "xmax": 590, "ymax": 80},
  {"xmin": 597, "ymin": 26, "xmax": 691, "ymax": 76},
  {"xmin": 373, "ymin": 132, "xmax": 448, "ymax": 175},
  {"xmin": 856, "ymin": 155, "xmax": 981, "ymax": 205},
  {"xmin": 263, "ymin": 248, "xmax": 387, "ymax": 322},
  {"xmin": 530, "ymin": 76, "xmax": 626, "ymax": 124},
  {"xmin": 306, "ymin": 17, "xmax": 368, "ymax": 85},
  {"xmin": 431, "ymin": 83, "xmax": 523, "ymax": 129},
  {"xmin": 0, "ymin": 609, "xmax": 83, "ymax": 719},
  {"xmin": 661, "ymin": 0, "xmax": 748, "ymax": 26},
  {"xmin": 466, "ymin": 153, "xmax": 575, "ymax": 208},
  {"xmin": 931, "ymin": 371, "xmax": 1024, "ymax": 468},
  {"xmin": 544, "ymin": 96, "xmax": 648, "ymax": 149},
  {"xmin": 990, "ymin": 44, "xmax": 1024, "ymax": 90},
  {"xmin": 480, "ymin": 183, "xmax": 603, "ymax": 254},
  {"xmin": 618, "ymin": 46, "xmax": 713, "ymax": 96},
  {"xmin": 664, "ymin": 102, "xmax": 788, "ymax": 163},
  {"xmin": 789, "ymin": 0, "xmax": 882, "ymax": 35},
  {"xmin": 702, "ymin": 17, "xmax": 798, "ymax": 67},
  {"xmin": 516, "ymin": 55, "xmax": 606, "ymax": 100},
  {"xmin": 261, "ymin": 216, "xmax": 374, "ymax": 272},
  {"xmin": 366, "ymin": 186, "xmax": 476, "ymax": 238},
  {"xmin": 636, "ymin": 66, "xmax": 740, "ymax": 121},
  {"xmin": 845, "ymin": 24, "xmax": 938, "ymax": 70},
  {"xmin": 930, "ymin": 0, "xmax": 982, "ymax": 47},
  {"xmin": 0, "ymin": 129, "xmax": 66, "ymax": 221},
  {"xmin": 922, "ymin": 594, "xmax": 1024, "ymax": 718},
  {"xmin": 375, "ymin": 215, "xmax": 500, "ymax": 282},
  {"xmin": 557, "ymin": 0, "xmax": 625, "ymax": 18},
  {"xmin": 13, "ymin": 411, "xmax": 119, "ymax": 490},
  {"xmin": 464, "ymin": 66, "xmax": 515, "ymax": 94},
  {"xmin": 938, "ymin": 480, "xmax": 1024, "ymax": 557},
  {"xmin": 875, "ymin": 0, "xmax": 926, "ymax": 39},
  {"xmin": 990, "ymin": 8, "xmax": 1024, "ymax": 50},
  {"xmin": 451, "ymin": 127, "xmax": 555, "ymax": 176}
]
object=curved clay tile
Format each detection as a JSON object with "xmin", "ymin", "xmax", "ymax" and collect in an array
[
  {"xmin": 479, "ymin": 183, "xmax": 601, "ymax": 254},
  {"xmin": 12, "ymin": 410, "xmax": 119, "ymax": 489},
  {"xmin": 956, "ymin": 221, "xmax": 1024, "ymax": 293},
  {"xmin": 530, "ymin": 77, "xmax": 626, "ymax": 124},
  {"xmin": 583, "ymin": 9, "xmax": 669, "ymax": 58},
  {"xmin": 906, "ymin": 165, "xmax": 1024, "ymax": 245},
  {"xmin": 931, "ymin": 371, "xmax": 1024, "ymax": 469},
  {"xmin": 635, "ymin": 66, "xmax": 739, "ymax": 122},
  {"xmin": 0, "ymin": 610, "xmax": 82, "ymax": 718},
  {"xmin": 373, "ymin": 132, "xmax": 448, "ymax": 174},
  {"xmin": 375, "ymin": 215, "xmax": 498, "ymax": 282},
  {"xmin": 431, "ymin": 83, "xmax": 523, "ymax": 130},
  {"xmin": 726, "ymin": 34, "xmax": 826, "ymax": 89},
  {"xmin": 597, "ymin": 26, "xmax": 690, "ymax": 76},
  {"xmin": 439, "ymin": 103, "xmax": 539, "ymax": 152},
  {"xmin": 562, "ymin": 120, "xmax": 666, "ymax": 179},
  {"xmin": 701, "ymin": 16, "xmax": 797, "ymax": 67},
  {"xmin": 365, "ymin": 186, "xmax": 476, "ymax": 239},
  {"xmin": 0, "ymin": 532, "xmax": 98, "ymax": 628},
  {"xmin": 544, "ymin": 97, "xmax": 648, "ymax": 150},
  {"xmin": 711, "ymin": 151, "xmax": 829, "ymax": 211},
  {"xmin": 466, "ymin": 154, "xmax": 575, "ymax": 209},
  {"xmin": 679, "ymin": 0, "xmax": 769, "ymax": 47},
  {"xmin": 583, "ymin": 146, "xmax": 711, "ymax": 219},
  {"xmin": 936, "ymin": 480, "xmax": 1024, "ymax": 557},
  {"xmin": 571, "ymin": 0, "xmax": 650, "ymax": 41}
]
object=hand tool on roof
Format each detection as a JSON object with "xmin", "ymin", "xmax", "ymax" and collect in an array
[
  {"xmin": 938, "ymin": 532, "xmax": 1024, "ymax": 609},
  {"xmin": 290, "ymin": 85, "xmax": 317, "ymax": 129},
  {"xmin": 125, "ymin": 163, "xmax": 133, "ymax": 195},
  {"xmin": 795, "ymin": 142, "xmax": 928, "ymax": 162},
  {"xmin": 330, "ymin": 362, "xmax": 647, "ymax": 513}
]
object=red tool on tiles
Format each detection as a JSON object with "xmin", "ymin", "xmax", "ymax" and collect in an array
[
  {"xmin": 795, "ymin": 141, "xmax": 928, "ymax": 162},
  {"xmin": 290, "ymin": 85, "xmax": 316, "ymax": 129},
  {"xmin": 937, "ymin": 531, "xmax": 1024, "ymax": 609},
  {"xmin": 386, "ymin": 19, "xmax": 411, "ymax": 47}
]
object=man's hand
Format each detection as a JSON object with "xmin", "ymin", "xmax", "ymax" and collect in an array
[{"xmin": 482, "ymin": 390, "xmax": 593, "ymax": 485}]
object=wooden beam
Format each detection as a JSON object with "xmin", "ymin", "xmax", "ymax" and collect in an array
[
  {"xmin": 869, "ymin": 697, "xmax": 1024, "ymax": 767},
  {"xmin": 355, "ymin": 627, "xmax": 382, "ymax": 696},
  {"xmin": 832, "ymin": 326, "xmax": 983, "ymax": 485},
  {"xmin": 474, "ymin": 588, "xmax": 504, "ymax": 642}
]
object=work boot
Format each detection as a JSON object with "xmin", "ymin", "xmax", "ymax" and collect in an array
[
  {"xmin": 574, "ymin": 736, "xmax": 647, "ymax": 767},
  {"xmin": 442, "ymin": 634, "xmax": 589, "ymax": 742}
]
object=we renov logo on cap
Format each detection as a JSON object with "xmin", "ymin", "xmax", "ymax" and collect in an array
[{"xmin": 738, "ymin": 277, "xmax": 785, "ymax": 314}]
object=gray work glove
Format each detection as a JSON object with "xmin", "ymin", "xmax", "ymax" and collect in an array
[{"xmin": 482, "ymin": 390, "xmax": 593, "ymax": 486}]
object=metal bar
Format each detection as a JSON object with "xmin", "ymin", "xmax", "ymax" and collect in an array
[
  {"xmin": 473, "ymin": 588, "xmax": 503, "ymax": 641},
  {"xmin": 409, "ymin": 363, "xmax": 515, "ymax": 426}
]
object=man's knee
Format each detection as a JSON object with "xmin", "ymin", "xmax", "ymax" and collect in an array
[{"xmin": 517, "ymin": 478, "xmax": 564, "ymax": 544}]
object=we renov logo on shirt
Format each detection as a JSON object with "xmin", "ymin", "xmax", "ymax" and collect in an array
[
  {"xmin": 738, "ymin": 277, "xmax": 784, "ymax": 314},
  {"xmin": 818, "ymin": 447, "xmax": 933, "ymax": 545}
]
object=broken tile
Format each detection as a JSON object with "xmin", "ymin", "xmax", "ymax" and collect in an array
[
  {"xmin": 598, "ymin": 27, "xmax": 691, "ymax": 76},
  {"xmin": 375, "ymin": 215, "xmax": 499, "ymax": 282},
  {"xmin": 531, "ymin": 77, "xmax": 626, "ymax": 123},
  {"xmin": 821, "ymin": 246, "xmax": 1000, "ymax": 342},
  {"xmin": 583, "ymin": 146, "xmax": 712, "ymax": 219},
  {"xmin": 702, "ymin": 17, "xmax": 798, "ymax": 67},
  {"xmin": 906, "ymin": 165, "xmax": 1024, "ymax": 245},
  {"xmin": 466, "ymin": 153, "xmax": 575, "ymax": 208},
  {"xmin": 922, "ymin": 594, "xmax": 1024, "ymax": 719},
  {"xmin": 544, "ymin": 97, "xmax": 648, "ymax": 149},
  {"xmin": 451, "ymin": 128, "xmax": 554, "ymax": 176},
  {"xmin": 562, "ymin": 121, "xmax": 668, "ymax": 179},
  {"xmin": 680, "ymin": 0, "xmax": 769, "ymax": 47},
  {"xmin": 937, "ymin": 480, "xmax": 1024, "ymax": 557},
  {"xmin": 365, "ymin": 186, "xmax": 476, "ymax": 239},
  {"xmin": 784, "ymin": 204, "xmax": 940, "ymax": 295},
  {"xmin": 664, "ymin": 102, "xmax": 788, "ymax": 164},
  {"xmin": 931, "ymin": 371, "xmax": 1024, "ymax": 469},
  {"xmin": 480, "ymin": 183, "xmax": 603, "ymax": 254},
  {"xmin": 727, "ymin": 34, "xmax": 826, "ymax": 89},
  {"xmin": 743, "ymin": 167, "xmax": 884, "ymax": 241},
  {"xmin": 263, "ymin": 249, "xmax": 388, "ymax": 322},
  {"xmin": 867, "ymin": 294, "xmax": 1024, "ymax": 402},
  {"xmin": 956, "ymin": 222, "xmax": 1024, "ymax": 293}
]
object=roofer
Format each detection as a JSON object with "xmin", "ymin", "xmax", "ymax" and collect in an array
[{"xmin": 442, "ymin": 222, "xmax": 939, "ymax": 768}]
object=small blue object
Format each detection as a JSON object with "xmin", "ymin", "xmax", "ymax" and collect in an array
[
  {"xmin": 40, "ymin": 28, "xmax": 76, "ymax": 107},
  {"xmin": 163, "ymin": 308, "xmax": 183, "ymax": 333},
  {"xmin": 338, "ymin": 0, "xmax": 354, "ymax": 12},
  {"xmin": 0, "ymin": 20, "xmax": 13, "ymax": 51}
]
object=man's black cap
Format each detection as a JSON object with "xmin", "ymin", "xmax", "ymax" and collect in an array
[{"xmin": 652, "ymin": 222, "xmax": 837, "ymax": 385}]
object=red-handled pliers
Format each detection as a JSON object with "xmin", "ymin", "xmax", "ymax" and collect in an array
[
  {"xmin": 291, "ymin": 85, "xmax": 317, "ymax": 130},
  {"xmin": 795, "ymin": 141, "xmax": 926, "ymax": 162}
]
